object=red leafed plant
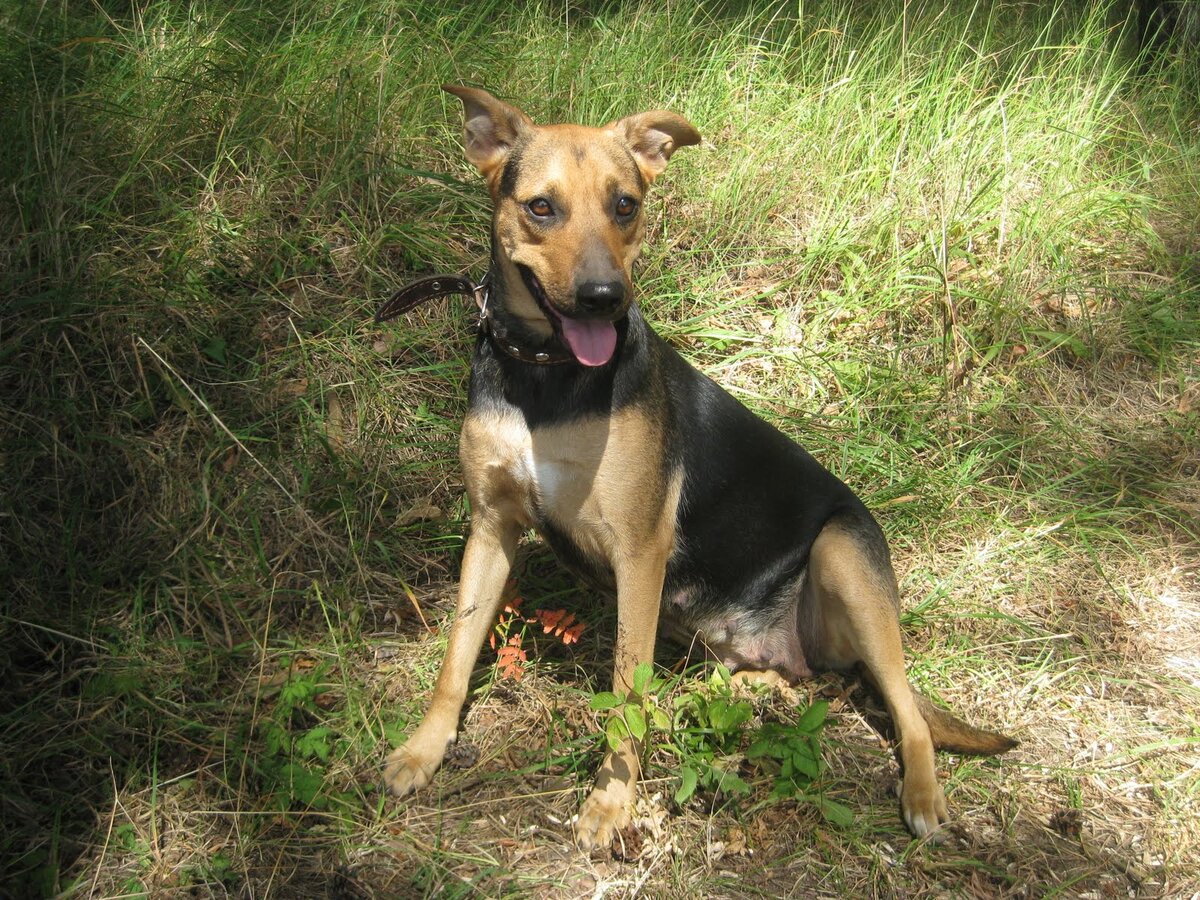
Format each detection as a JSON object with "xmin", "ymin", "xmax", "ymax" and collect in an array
[
  {"xmin": 534, "ymin": 607, "xmax": 585, "ymax": 645},
  {"xmin": 494, "ymin": 635, "xmax": 528, "ymax": 681},
  {"xmin": 488, "ymin": 581, "xmax": 585, "ymax": 680}
]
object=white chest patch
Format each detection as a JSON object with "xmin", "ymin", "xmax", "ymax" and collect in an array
[{"xmin": 532, "ymin": 458, "xmax": 566, "ymax": 501}]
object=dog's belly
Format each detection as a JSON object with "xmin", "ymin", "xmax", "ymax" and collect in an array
[{"xmin": 661, "ymin": 584, "xmax": 814, "ymax": 680}]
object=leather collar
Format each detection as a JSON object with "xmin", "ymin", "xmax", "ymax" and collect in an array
[{"xmin": 375, "ymin": 272, "xmax": 574, "ymax": 366}]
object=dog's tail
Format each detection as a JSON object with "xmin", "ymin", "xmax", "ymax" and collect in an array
[{"xmin": 914, "ymin": 690, "xmax": 1017, "ymax": 755}]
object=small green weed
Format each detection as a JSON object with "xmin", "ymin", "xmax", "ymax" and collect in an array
[
  {"xmin": 112, "ymin": 822, "xmax": 152, "ymax": 897},
  {"xmin": 592, "ymin": 663, "xmax": 852, "ymax": 826},
  {"xmin": 670, "ymin": 666, "xmax": 756, "ymax": 803},
  {"xmin": 250, "ymin": 656, "xmax": 355, "ymax": 811},
  {"xmin": 589, "ymin": 662, "xmax": 670, "ymax": 752},
  {"xmin": 747, "ymin": 703, "xmax": 854, "ymax": 827},
  {"xmin": 181, "ymin": 850, "xmax": 236, "ymax": 890}
]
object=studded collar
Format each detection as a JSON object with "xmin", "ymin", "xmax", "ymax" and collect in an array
[{"xmin": 375, "ymin": 271, "xmax": 574, "ymax": 366}]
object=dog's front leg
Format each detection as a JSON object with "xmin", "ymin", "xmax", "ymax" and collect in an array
[
  {"xmin": 574, "ymin": 554, "xmax": 667, "ymax": 851},
  {"xmin": 383, "ymin": 512, "xmax": 520, "ymax": 797}
]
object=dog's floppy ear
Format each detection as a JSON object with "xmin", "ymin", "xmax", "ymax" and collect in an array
[
  {"xmin": 442, "ymin": 85, "xmax": 532, "ymax": 180},
  {"xmin": 612, "ymin": 110, "xmax": 701, "ymax": 184}
]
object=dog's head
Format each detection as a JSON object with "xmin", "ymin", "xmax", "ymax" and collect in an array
[{"xmin": 444, "ymin": 85, "xmax": 700, "ymax": 367}]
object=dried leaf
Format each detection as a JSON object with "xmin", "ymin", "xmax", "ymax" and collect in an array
[{"xmin": 396, "ymin": 503, "xmax": 444, "ymax": 526}]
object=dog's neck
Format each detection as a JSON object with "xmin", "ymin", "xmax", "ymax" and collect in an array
[
  {"xmin": 482, "ymin": 264, "xmax": 570, "ymax": 363},
  {"xmin": 469, "ymin": 249, "xmax": 652, "ymax": 428}
]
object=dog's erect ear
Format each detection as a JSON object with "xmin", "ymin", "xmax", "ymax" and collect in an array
[
  {"xmin": 612, "ymin": 111, "xmax": 701, "ymax": 184},
  {"xmin": 442, "ymin": 85, "xmax": 533, "ymax": 179}
]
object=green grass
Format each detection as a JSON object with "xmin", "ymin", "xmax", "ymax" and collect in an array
[{"xmin": 2, "ymin": 0, "xmax": 1198, "ymax": 896}]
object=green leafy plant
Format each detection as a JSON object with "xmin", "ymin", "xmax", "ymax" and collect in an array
[
  {"xmin": 746, "ymin": 702, "xmax": 826, "ymax": 795},
  {"xmin": 253, "ymin": 657, "xmax": 353, "ymax": 811},
  {"xmin": 670, "ymin": 665, "xmax": 756, "ymax": 804},
  {"xmin": 747, "ymin": 701, "xmax": 854, "ymax": 826},
  {"xmin": 593, "ymin": 663, "xmax": 852, "ymax": 825},
  {"xmin": 113, "ymin": 823, "xmax": 152, "ymax": 897},
  {"xmin": 589, "ymin": 662, "xmax": 671, "ymax": 752}
]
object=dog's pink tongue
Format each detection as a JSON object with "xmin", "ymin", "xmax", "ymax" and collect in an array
[{"xmin": 559, "ymin": 317, "xmax": 617, "ymax": 367}]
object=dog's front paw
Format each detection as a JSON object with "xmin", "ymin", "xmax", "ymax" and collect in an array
[
  {"xmin": 900, "ymin": 774, "xmax": 949, "ymax": 839},
  {"xmin": 574, "ymin": 784, "xmax": 632, "ymax": 851},
  {"xmin": 383, "ymin": 736, "xmax": 447, "ymax": 797}
]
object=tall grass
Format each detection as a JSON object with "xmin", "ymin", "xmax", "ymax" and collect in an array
[{"xmin": 2, "ymin": 1, "xmax": 1197, "ymax": 896}]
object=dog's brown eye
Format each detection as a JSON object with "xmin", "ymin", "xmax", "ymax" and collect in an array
[
  {"xmin": 527, "ymin": 198, "xmax": 554, "ymax": 218},
  {"xmin": 615, "ymin": 196, "xmax": 638, "ymax": 218}
]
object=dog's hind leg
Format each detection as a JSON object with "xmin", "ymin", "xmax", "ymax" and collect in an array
[
  {"xmin": 806, "ymin": 513, "xmax": 949, "ymax": 837},
  {"xmin": 383, "ymin": 511, "xmax": 521, "ymax": 797}
]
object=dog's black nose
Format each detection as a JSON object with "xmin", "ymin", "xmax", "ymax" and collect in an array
[{"xmin": 576, "ymin": 280, "xmax": 626, "ymax": 315}]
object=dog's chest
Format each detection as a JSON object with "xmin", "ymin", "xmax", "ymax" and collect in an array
[{"xmin": 461, "ymin": 408, "xmax": 613, "ymax": 540}]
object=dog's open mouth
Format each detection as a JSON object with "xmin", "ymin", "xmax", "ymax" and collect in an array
[{"xmin": 518, "ymin": 266, "xmax": 618, "ymax": 367}]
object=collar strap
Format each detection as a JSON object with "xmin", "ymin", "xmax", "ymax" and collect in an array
[
  {"xmin": 375, "ymin": 274, "xmax": 479, "ymax": 322},
  {"xmin": 375, "ymin": 272, "xmax": 574, "ymax": 366},
  {"xmin": 481, "ymin": 308, "xmax": 574, "ymax": 366}
]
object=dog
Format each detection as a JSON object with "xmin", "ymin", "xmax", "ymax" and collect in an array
[{"xmin": 383, "ymin": 85, "xmax": 1016, "ymax": 850}]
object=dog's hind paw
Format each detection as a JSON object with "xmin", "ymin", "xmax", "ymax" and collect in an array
[
  {"xmin": 382, "ymin": 744, "xmax": 442, "ymax": 797},
  {"xmin": 574, "ymin": 786, "xmax": 632, "ymax": 851}
]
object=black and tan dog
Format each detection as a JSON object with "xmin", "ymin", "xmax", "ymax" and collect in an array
[{"xmin": 383, "ymin": 85, "xmax": 1015, "ymax": 849}]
